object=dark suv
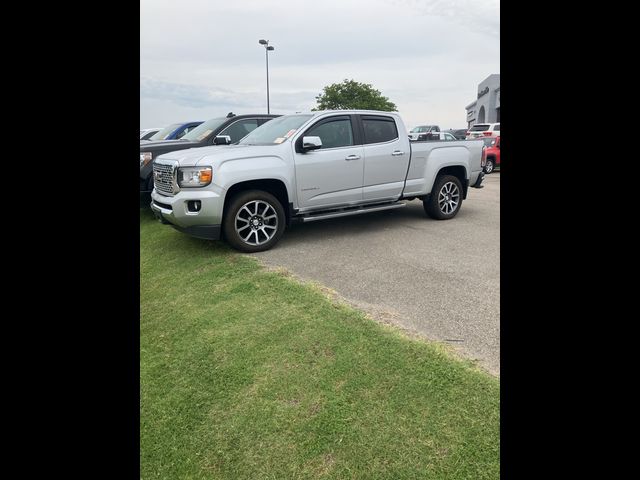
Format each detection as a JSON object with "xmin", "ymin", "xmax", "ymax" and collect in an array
[
  {"xmin": 448, "ymin": 129, "xmax": 467, "ymax": 140},
  {"xmin": 140, "ymin": 113, "xmax": 279, "ymax": 197}
]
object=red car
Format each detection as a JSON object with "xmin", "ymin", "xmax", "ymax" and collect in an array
[{"xmin": 482, "ymin": 136, "xmax": 500, "ymax": 174}]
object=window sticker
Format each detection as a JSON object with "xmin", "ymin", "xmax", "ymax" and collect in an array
[
  {"xmin": 197, "ymin": 129, "xmax": 213, "ymax": 141},
  {"xmin": 273, "ymin": 137, "xmax": 286, "ymax": 144},
  {"xmin": 284, "ymin": 129, "xmax": 297, "ymax": 138}
]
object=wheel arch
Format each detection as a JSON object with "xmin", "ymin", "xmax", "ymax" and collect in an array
[
  {"xmin": 223, "ymin": 179, "xmax": 291, "ymax": 225},
  {"xmin": 435, "ymin": 165, "xmax": 468, "ymax": 199}
]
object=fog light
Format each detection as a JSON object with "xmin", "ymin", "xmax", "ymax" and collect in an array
[{"xmin": 186, "ymin": 200, "xmax": 201, "ymax": 213}]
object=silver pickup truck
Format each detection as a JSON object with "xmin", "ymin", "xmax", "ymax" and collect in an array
[{"xmin": 151, "ymin": 110, "xmax": 486, "ymax": 252}]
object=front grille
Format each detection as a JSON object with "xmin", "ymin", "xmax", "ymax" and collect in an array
[{"xmin": 153, "ymin": 162, "xmax": 176, "ymax": 196}]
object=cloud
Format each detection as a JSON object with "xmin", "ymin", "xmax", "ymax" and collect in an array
[
  {"xmin": 387, "ymin": 0, "xmax": 500, "ymax": 37},
  {"xmin": 140, "ymin": 78, "xmax": 257, "ymax": 109},
  {"xmin": 140, "ymin": 77, "xmax": 320, "ymax": 125},
  {"xmin": 140, "ymin": 0, "xmax": 499, "ymax": 129}
]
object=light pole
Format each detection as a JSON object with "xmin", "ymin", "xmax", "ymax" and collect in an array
[{"xmin": 258, "ymin": 39, "xmax": 275, "ymax": 114}]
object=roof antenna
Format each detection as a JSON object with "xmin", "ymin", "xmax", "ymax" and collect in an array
[{"xmin": 226, "ymin": 112, "xmax": 235, "ymax": 118}]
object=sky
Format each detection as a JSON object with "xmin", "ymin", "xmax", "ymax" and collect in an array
[{"xmin": 140, "ymin": 0, "xmax": 499, "ymax": 131}]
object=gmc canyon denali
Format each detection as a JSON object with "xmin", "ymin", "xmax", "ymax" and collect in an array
[{"xmin": 150, "ymin": 110, "xmax": 486, "ymax": 252}]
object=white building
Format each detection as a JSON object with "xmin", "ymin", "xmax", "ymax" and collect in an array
[{"xmin": 465, "ymin": 74, "xmax": 500, "ymax": 129}]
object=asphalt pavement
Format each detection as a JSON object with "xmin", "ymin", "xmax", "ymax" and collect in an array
[{"xmin": 253, "ymin": 172, "xmax": 500, "ymax": 375}]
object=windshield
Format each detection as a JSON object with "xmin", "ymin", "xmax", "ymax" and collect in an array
[
  {"xmin": 239, "ymin": 114, "xmax": 313, "ymax": 145},
  {"xmin": 470, "ymin": 124, "xmax": 490, "ymax": 132},
  {"xmin": 410, "ymin": 126, "xmax": 432, "ymax": 133},
  {"xmin": 482, "ymin": 137, "xmax": 496, "ymax": 147},
  {"xmin": 149, "ymin": 123, "xmax": 181, "ymax": 140},
  {"xmin": 181, "ymin": 117, "xmax": 229, "ymax": 142}
]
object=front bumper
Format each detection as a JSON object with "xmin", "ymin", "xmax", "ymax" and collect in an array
[{"xmin": 150, "ymin": 186, "xmax": 225, "ymax": 240}]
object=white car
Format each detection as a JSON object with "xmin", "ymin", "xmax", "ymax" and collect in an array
[
  {"xmin": 140, "ymin": 128, "xmax": 161, "ymax": 141},
  {"xmin": 465, "ymin": 123, "xmax": 500, "ymax": 139}
]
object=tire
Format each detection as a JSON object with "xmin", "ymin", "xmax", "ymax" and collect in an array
[
  {"xmin": 424, "ymin": 175, "xmax": 463, "ymax": 220},
  {"xmin": 484, "ymin": 159, "xmax": 495, "ymax": 174},
  {"xmin": 222, "ymin": 190, "xmax": 286, "ymax": 252}
]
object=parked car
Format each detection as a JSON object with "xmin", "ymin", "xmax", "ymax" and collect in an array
[
  {"xmin": 150, "ymin": 110, "xmax": 485, "ymax": 252},
  {"xmin": 482, "ymin": 136, "xmax": 500, "ymax": 174},
  {"xmin": 146, "ymin": 121, "xmax": 204, "ymax": 142},
  {"xmin": 140, "ymin": 128, "xmax": 161, "ymax": 140},
  {"xmin": 447, "ymin": 129, "xmax": 468, "ymax": 140},
  {"xmin": 410, "ymin": 131, "xmax": 458, "ymax": 141},
  {"xmin": 407, "ymin": 125, "xmax": 440, "ymax": 141},
  {"xmin": 140, "ymin": 113, "xmax": 279, "ymax": 196},
  {"xmin": 466, "ymin": 123, "xmax": 500, "ymax": 139}
]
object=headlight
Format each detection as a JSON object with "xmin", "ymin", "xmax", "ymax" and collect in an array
[
  {"xmin": 140, "ymin": 152, "xmax": 153, "ymax": 167},
  {"xmin": 178, "ymin": 166, "xmax": 213, "ymax": 188}
]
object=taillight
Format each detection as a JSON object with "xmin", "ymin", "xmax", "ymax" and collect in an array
[
  {"xmin": 481, "ymin": 146, "xmax": 486, "ymax": 167},
  {"xmin": 482, "ymin": 132, "xmax": 492, "ymax": 136}
]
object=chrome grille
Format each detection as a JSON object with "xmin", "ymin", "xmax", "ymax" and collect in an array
[{"xmin": 153, "ymin": 162, "xmax": 176, "ymax": 196}]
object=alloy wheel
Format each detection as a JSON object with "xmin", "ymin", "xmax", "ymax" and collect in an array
[
  {"xmin": 234, "ymin": 200, "xmax": 279, "ymax": 246},
  {"xmin": 438, "ymin": 182, "xmax": 460, "ymax": 215}
]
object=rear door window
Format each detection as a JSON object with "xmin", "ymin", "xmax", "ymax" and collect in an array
[{"xmin": 361, "ymin": 116, "xmax": 399, "ymax": 144}]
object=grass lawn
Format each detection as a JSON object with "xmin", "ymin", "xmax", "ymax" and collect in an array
[{"xmin": 140, "ymin": 209, "xmax": 499, "ymax": 479}]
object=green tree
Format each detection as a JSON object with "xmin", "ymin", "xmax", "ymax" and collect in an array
[{"xmin": 313, "ymin": 79, "xmax": 397, "ymax": 111}]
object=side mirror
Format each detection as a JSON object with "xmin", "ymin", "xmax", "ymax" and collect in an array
[
  {"xmin": 302, "ymin": 136, "xmax": 322, "ymax": 151},
  {"xmin": 213, "ymin": 135, "xmax": 232, "ymax": 145}
]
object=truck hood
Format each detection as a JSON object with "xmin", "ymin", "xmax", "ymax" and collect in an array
[{"xmin": 156, "ymin": 144, "xmax": 285, "ymax": 167}]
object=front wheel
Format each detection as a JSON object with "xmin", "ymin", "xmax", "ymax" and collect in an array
[
  {"xmin": 484, "ymin": 159, "xmax": 495, "ymax": 174},
  {"xmin": 423, "ymin": 175, "xmax": 463, "ymax": 220},
  {"xmin": 222, "ymin": 190, "xmax": 286, "ymax": 252}
]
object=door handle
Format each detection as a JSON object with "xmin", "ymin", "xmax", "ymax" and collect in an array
[
  {"xmin": 345, "ymin": 155, "xmax": 361, "ymax": 161},
  {"xmin": 391, "ymin": 150, "xmax": 405, "ymax": 156}
]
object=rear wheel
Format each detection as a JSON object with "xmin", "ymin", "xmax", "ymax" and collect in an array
[
  {"xmin": 424, "ymin": 175, "xmax": 463, "ymax": 220},
  {"xmin": 223, "ymin": 190, "xmax": 286, "ymax": 252},
  {"xmin": 484, "ymin": 159, "xmax": 495, "ymax": 174}
]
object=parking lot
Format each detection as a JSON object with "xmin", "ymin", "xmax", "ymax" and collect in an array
[{"xmin": 254, "ymin": 172, "xmax": 500, "ymax": 375}]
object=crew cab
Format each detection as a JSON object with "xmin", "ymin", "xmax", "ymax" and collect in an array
[
  {"xmin": 482, "ymin": 136, "xmax": 500, "ymax": 173},
  {"xmin": 150, "ymin": 110, "xmax": 485, "ymax": 252},
  {"xmin": 140, "ymin": 113, "xmax": 279, "ymax": 196},
  {"xmin": 408, "ymin": 125, "xmax": 440, "ymax": 141}
]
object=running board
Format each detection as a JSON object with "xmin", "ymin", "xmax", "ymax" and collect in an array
[{"xmin": 300, "ymin": 202, "xmax": 406, "ymax": 222}]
